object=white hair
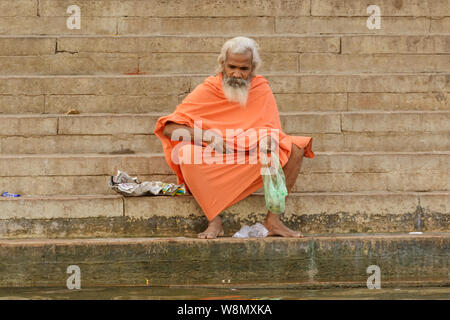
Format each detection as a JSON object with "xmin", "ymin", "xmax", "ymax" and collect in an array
[{"xmin": 215, "ymin": 36, "xmax": 262, "ymax": 76}]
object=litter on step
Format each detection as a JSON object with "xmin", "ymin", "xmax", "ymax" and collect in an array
[
  {"xmin": 232, "ymin": 223, "xmax": 269, "ymax": 238},
  {"xmin": 1, "ymin": 192, "xmax": 21, "ymax": 197},
  {"xmin": 109, "ymin": 170, "xmax": 186, "ymax": 196}
]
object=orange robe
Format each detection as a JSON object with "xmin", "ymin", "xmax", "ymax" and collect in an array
[{"xmin": 154, "ymin": 73, "xmax": 314, "ymax": 221}]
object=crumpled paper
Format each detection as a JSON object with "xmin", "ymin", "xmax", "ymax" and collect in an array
[{"xmin": 109, "ymin": 170, "xmax": 186, "ymax": 196}]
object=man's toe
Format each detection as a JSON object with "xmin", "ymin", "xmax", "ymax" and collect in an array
[{"xmin": 198, "ymin": 232, "xmax": 214, "ymax": 239}]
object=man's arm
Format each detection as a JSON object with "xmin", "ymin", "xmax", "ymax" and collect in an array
[
  {"xmin": 163, "ymin": 121, "xmax": 196, "ymax": 141},
  {"xmin": 163, "ymin": 121, "xmax": 215, "ymax": 146},
  {"xmin": 163, "ymin": 121, "xmax": 234, "ymax": 153}
]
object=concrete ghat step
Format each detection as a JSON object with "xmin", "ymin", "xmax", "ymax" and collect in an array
[
  {"xmin": 0, "ymin": 52, "xmax": 448, "ymax": 75},
  {"xmin": 1, "ymin": 152, "xmax": 449, "ymax": 176},
  {"xmin": 2, "ymin": 111, "xmax": 449, "ymax": 135},
  {"xmin": 2, "ymin": 34, "xmax": 449, "ymax": 53},
  {"xmin": 0, "ymin": 17, "xmax": 444, "ymax": 36},
  {"xmin": 2, "ymin": 131, "xmax": 450, "ymax": 154},
  {"xmin": 1, "ymin": 112, "xmax": 449, "ymax": 154},
  {"xmin": 1, "ymin": 169, "xmax": 449, "ymax": 196},
  {"xmin": 0, "ymin": 74, "xmax": 448, "ymax": 113},
  {"xmin": 0, "ymin": 152, "xmax": 449, "ymax": 195},
  {"xmin": 0, "ymin": 73, "xmax": 447, "ymax": 96},
  {"xmin": 0, "ymin": 192, "xmax": 448, "ymax": 238},
  {"xmin": 0, "ymin": 234, "xmax": 448, "ymax": 287},
  {"xmin": 4, "ymin": 35, "xmax": 442, "ymax": 55},
  {"xmin": 3, "ymin": 92, "xmax": 448, "ymax": 115},
  {"xmin": 34, "ymin": 0, "xmax": 450, "ymax": 18}
]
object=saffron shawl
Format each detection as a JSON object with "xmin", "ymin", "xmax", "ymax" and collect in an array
[{"xmin": 154, "ymin": 73, "xmax": 314, "ymax": 221}]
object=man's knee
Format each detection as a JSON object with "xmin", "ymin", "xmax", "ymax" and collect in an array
[
  {"xmin": 290, "ymin": 144, "xmax": 304, "ymax": 160},
  {"xmin": 178, "ymin": 143, "xmax": 198, "ymax": 165}
]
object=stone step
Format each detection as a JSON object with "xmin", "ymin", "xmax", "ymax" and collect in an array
[
  {"xmin": 298, "ymin": 53, "xmax": 450, "ymax": 73},
  {"xmin": 0, "ymin": 74, "xmax": 448, "ymax": 116},
  {"xmin": 55, "ymin": 34, "xmax": 342, "ymax": 54},
  {"xmin": 0, "ymin": 112, "xmax": 449, "ymax": 154},
  {"xmin": 2, "ymin": 35, "xmax": 449, "ymax": 56},
  {"xmin": 311, "ymin": 0, "xmax": 449, "ymax": 17},
  {"xmin": 2, "ymin": 166, "xmax": 450, "ymax": 195},
  {"xmin": 0, "ymin": 233, "xmax": 448, "ymax": 287},
  {"xmin": 0, "ymin": 152, "xmax": 448, "ymax": 195},
  {"xmin": 56, "ymin": 35, "xmax": 450, "ymax": 54},
  {"xmin": 37, "ymin": 0, "xmax": 311, "ymax": 18},
  {"xmin": 2, "ymin": 131, "xmax": 449, "ymax": 154},
  {"xmin": 0, "ymin": 35, "xmax": 448, "ymax": 75},
  {"xmin": 1, "ymin": 152, "xmax": 449, "ymax": 176},
  {"xmin": 1, "ymin": 0, "xmax": 448, "ymax": 36},
  {"xmin": 0, "ymin": 74, "xmax": 447, "ymax": 97},
  {"xmin": 0, "ymin": 192, "xmax": 448, "ymax": 239},
  {"xmin": 341, "ymin": 35, "xmax": 450, "ymax": 54},
  {"xmin": 0, "ymin": 34, "xmax": 449, "ymax": 74},
  {"xmin": 0, "ymin": 51, "xmax": 449, "ymax": 75},
  {"xmin": 4, "ymin": 0, "xmax": 449, "ymax": 19},
  {"xmin": 0, "ymin": 16, "xmax": 445, "ymax": 36},
  {"xmin": 1, "ymin": 111, "xmax": 448, "ymax": 136},
  {"xmin": 2, "ymin": 91, "xmax": 449, "ymax": 114}
]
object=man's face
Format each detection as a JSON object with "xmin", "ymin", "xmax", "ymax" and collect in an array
[
  {"xmin": 221, "ymin": 49, "xmax": 254, "ymax": 107},
  {"xmin": 222, "ymin": 49, "xmax": 253, "ymax": 83}
]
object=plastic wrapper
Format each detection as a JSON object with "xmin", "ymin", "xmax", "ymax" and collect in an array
[
  {"xmin": 232, "ymin": 223, "xmax": 269, "ymax": 238},
  {"xmin": 109, "ymin": 170, "xmax": 186, "ymax": 196},
  {"xmin": 1, "ymin": 192, "xmax": 20, "ymax": 197},
  {"xmin": 260, "ymin": 151, "xmax": 288, "ymax": 214}
]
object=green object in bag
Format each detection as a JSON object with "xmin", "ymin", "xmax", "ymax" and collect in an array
[{"xmin": 261, "ymin": 151, "xmax": 288, "ymax": 214}]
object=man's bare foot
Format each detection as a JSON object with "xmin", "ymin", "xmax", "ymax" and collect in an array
[
  {"xmin": 263, "ymin": 211, "xmax": 304, "ymax": 238},
  {"xmin": 197, "ymin": 215, "xmax": 224, "ymax": 239}
]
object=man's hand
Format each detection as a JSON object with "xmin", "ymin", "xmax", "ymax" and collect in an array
[
  {"xmin": 204, "ymin": 137, "xmax": 233, "ymax": 154},
  {"xmin": 259, "ymin": 135, "xmax": 277, "ymax": 153},
  {"xmin": 203, "ymin": 131, "xmax": 233, "ymax": 154},
  {"xmin": 164, "ymin": 122, "xmax": 233, "ymax": 153}
]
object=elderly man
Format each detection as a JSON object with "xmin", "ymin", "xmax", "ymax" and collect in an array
[{"xmin": 154, "ymin": 36, "xmax": 314, "ymax": 239}]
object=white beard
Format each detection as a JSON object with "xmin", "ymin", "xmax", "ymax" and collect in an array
[{"xmin": 222, "ymin": 75, "xmax": 250, "ymax": 108}]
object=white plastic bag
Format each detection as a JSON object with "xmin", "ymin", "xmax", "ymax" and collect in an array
[{"xmin": 232, "ymin": 223, "xmax": 269, "ymax": 238}]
